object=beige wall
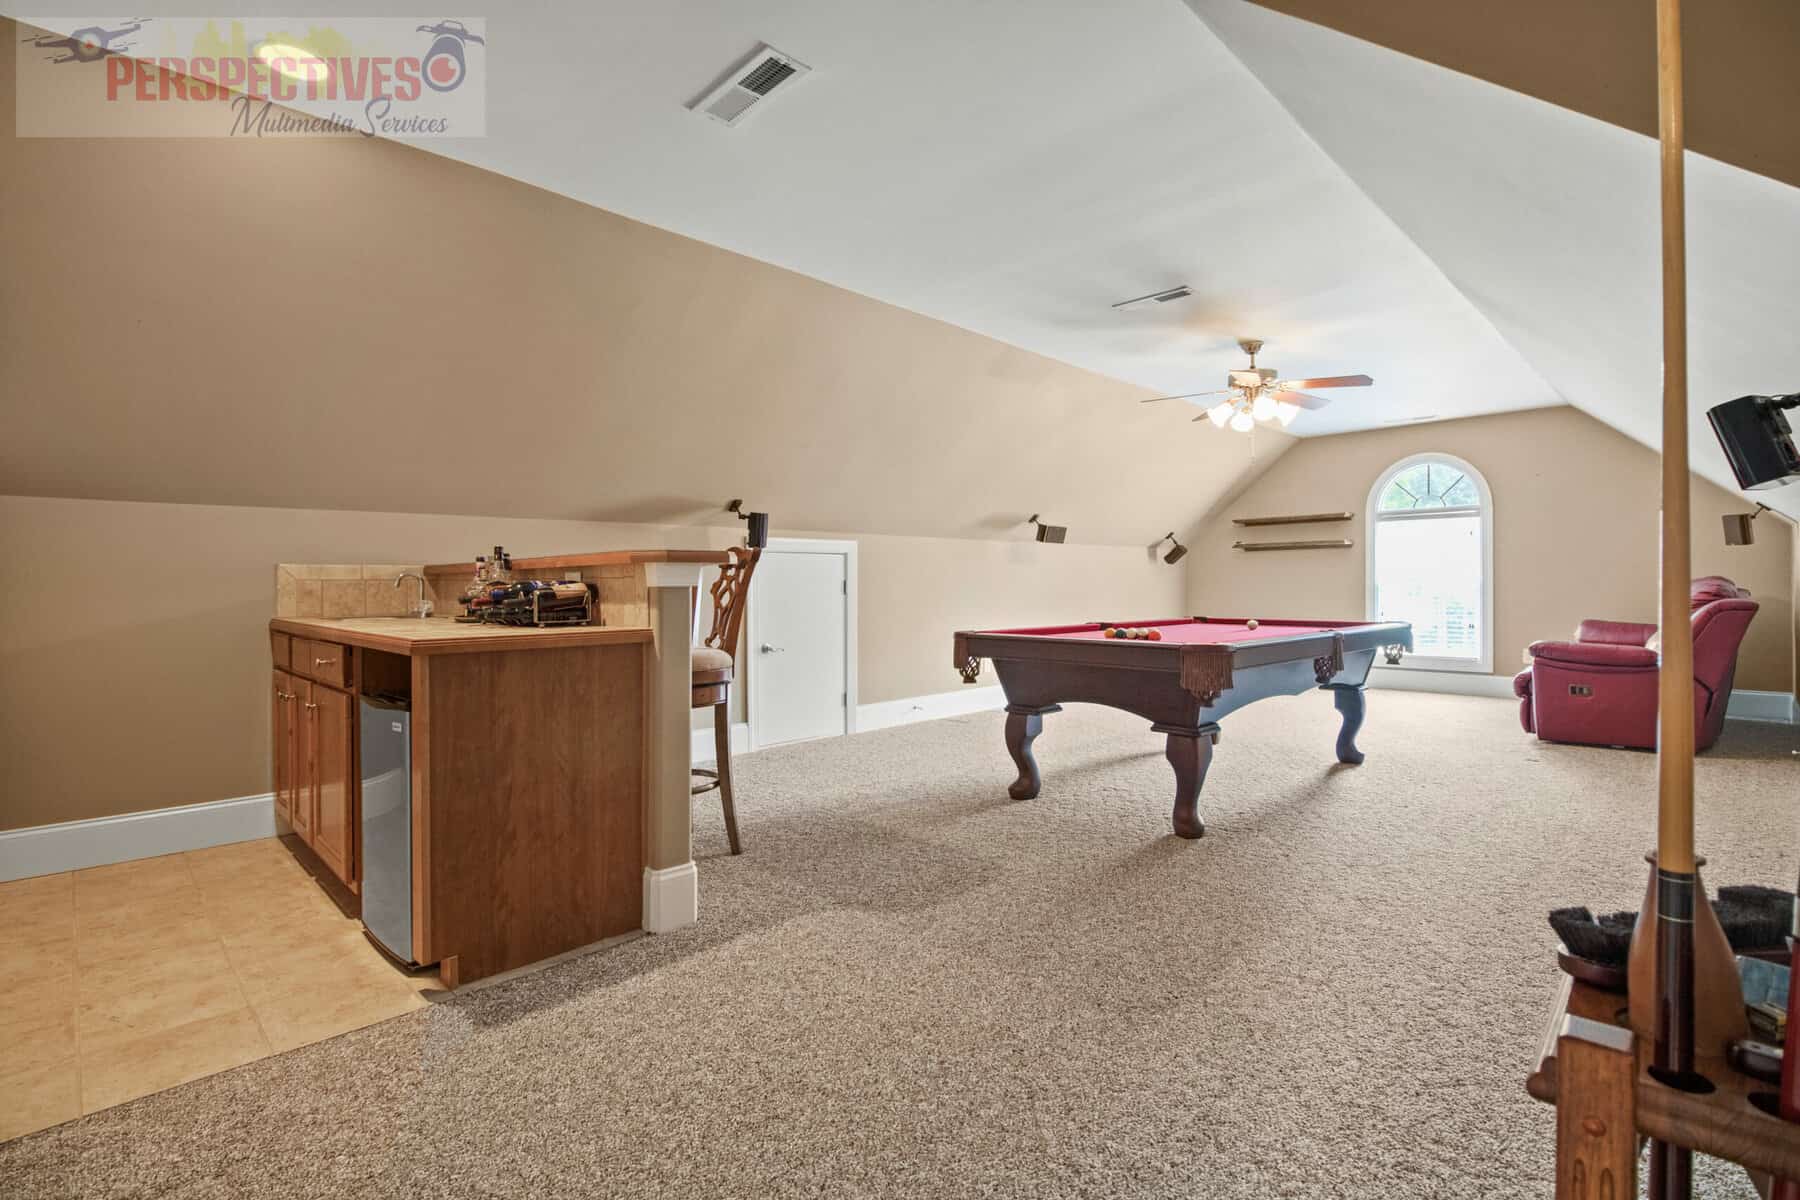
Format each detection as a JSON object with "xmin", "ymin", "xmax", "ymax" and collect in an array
[
  {"xmin": 0, "ymin": 495, "xmax": 1180, "ymax": 832},
  {"xmin": 857, "ymin": 533, "xmax": 1183, "ymax": 701},
  {"xmin": 1182, "ymin": 406, "xmax": 1795, "ymax": 694}
]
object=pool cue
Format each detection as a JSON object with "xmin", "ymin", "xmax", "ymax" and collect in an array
[{"xmin": 1645, "ymin": 0, "xmax": 1699, "ymax": 1193}]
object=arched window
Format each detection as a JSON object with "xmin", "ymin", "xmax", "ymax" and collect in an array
[{"xmin": 1366, "ymin": 453, "xmax": 1493, "ymax": 672}]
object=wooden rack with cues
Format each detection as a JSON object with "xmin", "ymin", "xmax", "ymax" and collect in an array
[{"xmin": 1527, "ymin": 3, "xmax": 1784, "ymax": 1197}]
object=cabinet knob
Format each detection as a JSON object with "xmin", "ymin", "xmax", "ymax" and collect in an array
[
  {"xmin": 314, "ymin": 657, "xmax": 332, "ymax": 666},
  {"xmin": 305, "ymin": 702, "xmax": 318, "ymax": 711}
]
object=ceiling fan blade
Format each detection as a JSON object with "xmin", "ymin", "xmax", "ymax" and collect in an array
[
  {"xmin": 1275, "ymin": 374, "xmax": 1372, "ymax": 390},
  {"xmin": 1140, "ymin": 389, "xmax": 1231, "ymax": 404},
  {"xmin": 1271, "ymin": 390, "xmax": 1332, "ymax": 410}
]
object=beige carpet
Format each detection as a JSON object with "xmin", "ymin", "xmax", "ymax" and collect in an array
[{"xmin": 3, "ymin": 692, "xmax": 1795, "ymax": 1198}]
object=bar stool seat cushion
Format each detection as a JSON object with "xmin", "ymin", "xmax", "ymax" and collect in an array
[{"xmin": 692, "ymin": 646, "xmax": 733, "ymax": 676}]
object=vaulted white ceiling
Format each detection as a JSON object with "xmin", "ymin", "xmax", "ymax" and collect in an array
[
  {"xmin": 10, "ymin": 0, "xmax": 1797, "ymax": 518},
  {"xmin": 8, "ymin": 0, "xmax": 1563, "ymax": 444},
  {"xmin": 409, "ymin": 0, "xmax": 1562, "ymax": 439},
  {"xmin": 1187, "ymin": 0, "xmax": 1800, "ymax": 520}
]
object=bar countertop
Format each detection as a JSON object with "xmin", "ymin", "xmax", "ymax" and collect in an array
[
  {"xmin": 421, "ymin": 548, "xmax": 728, "ymax": 576},
  {"xmin": 271, "ymin": 616, "xmax": 652, "ymax": 657}
]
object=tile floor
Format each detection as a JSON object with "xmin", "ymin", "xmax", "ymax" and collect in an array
[{"xmin": 0, "ymin": 838, "xmax": 436, "ymax": 1142}]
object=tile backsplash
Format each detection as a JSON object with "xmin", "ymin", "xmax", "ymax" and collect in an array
[{"xmin": 275, "ymin": 564, "xmax": 433, "ymax": 619}]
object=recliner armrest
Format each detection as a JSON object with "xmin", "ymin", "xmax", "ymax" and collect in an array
[
  {"xmin": 1527, "ymin": 640, "xmax": 1659, "ymax": 669},
  {"xmin": 1575, "ymin": 620, "xmax": 1657, "ymax": 647}
]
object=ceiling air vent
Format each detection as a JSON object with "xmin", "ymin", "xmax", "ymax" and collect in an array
[
  {"xmin": 689, "ymin": 44, "xmax": 811, "ymax": 127},
  {"xmin": 1111, "ymin": 286, "xmax": 1193, "ymax": 312}
]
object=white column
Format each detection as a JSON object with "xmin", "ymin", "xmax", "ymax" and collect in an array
[{"xmin": 642, "ymin": 562, "xmax": 704, "ymax": 932}]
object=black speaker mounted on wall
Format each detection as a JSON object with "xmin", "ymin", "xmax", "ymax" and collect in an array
[{"xmin": 1707, "ymin": 394, "xmax": 1800, "ymax": 491}]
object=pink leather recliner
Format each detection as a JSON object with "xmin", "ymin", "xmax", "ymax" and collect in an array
[{"xmin": 1513, "ymin": 577, "xmax": 1759, "ymax": 751}]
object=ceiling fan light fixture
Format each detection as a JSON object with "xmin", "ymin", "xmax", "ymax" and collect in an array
[
  {"xmin": 1229, "ymin": 409, "xmax": 1254, "ymax": 433},
  {"xmin": 1251, "ymin": 392, "xmax": 1276, "ymax": 422},
  {"xmin": 1206, "ymin": 402, "xmax": 1234, "ymax": 428}
]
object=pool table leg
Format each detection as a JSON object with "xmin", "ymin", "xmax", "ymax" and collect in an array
[
  {"xmin": 1328, "ymin": 684, "xmax": 1366, "ymax": 765},
  {"xmin": 1156, "ymin": 723, "xmax": 1218, "ymax": 840},
  {"xmin": 1004, "ymin": 704, "xmax": 1060, "ymax": 800}
]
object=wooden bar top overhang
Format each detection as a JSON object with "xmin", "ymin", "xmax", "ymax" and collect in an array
[{"xmin": 270, "ymin": 615, "xmax": 652, "ymax": 656}]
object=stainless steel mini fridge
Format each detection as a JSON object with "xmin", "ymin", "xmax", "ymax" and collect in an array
[{"xmin": 359, "ymin": 694, "xmax": 415, "ymax": 966}]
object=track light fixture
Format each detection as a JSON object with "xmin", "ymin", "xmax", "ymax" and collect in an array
[
  {"xmin": 1722, "ymin": 503, "xmax": 1772, "ymax": 546},
  {"xmin": 1157, "ymin": 532, "xmax": 1188, "ymax": 565},
  {"xmin": 726, "ymin": 499, "xmax": 769, "ymax": 549},
  {"xmin": 1028, "ymin": 514, "xmax": 1067, "ymax": 544}
]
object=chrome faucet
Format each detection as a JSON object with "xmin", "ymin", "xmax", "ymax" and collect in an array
[{"xmin": 394, "ymin": 571, "xmax": 433, "ymax": 618}]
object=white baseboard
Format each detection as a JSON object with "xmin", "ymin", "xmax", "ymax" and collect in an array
[
  {"xmin": 642, "ymin": 862, "xmax": 698, "ymax": 933},
  {"xmin": 856, "ymin": 685, "xmax": 1007, "ymax": 733},
  {"xmin": 1368, "ymin": 667, "xmax": 1516, "ymax": 698},
  {"xmin": 0, "ymin": 792, "xmax": 276, "ymax": 883},
  {"xmin": 690, "ymin": 721, "xmax": 751, "ymax": 765},
  {"xmin": 1727, "ymin": 689, "xmax": 1798, "ymax": 724},
  {"xmin": 1371, "ymin": 668, "xmax": 1796, "ymax": 724},
  {"xmin": 15, "ymin": 676, "xmax": 1782, "ymax": 889}
]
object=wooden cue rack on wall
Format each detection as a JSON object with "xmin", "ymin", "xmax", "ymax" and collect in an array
[
  {"xmin": 1231, "ymin": 512, "xmax": 1354, "ymax": 552},
  {"xmin": 1232, "ymin": 512, "xmax": 1353, "ymax": 527},
  {"xmin": 1232, "ymin": 539, "xmax": 1352, "ymax": 552}
]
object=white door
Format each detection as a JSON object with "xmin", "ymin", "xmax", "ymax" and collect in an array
[{"xmin": 749, "ymin": 546, "xmax": 850, "ymax": 747}]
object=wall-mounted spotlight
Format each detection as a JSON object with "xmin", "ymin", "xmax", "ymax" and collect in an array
[
  {"xmin": 1028, "ymin": 514, "xmax": 1067, "ymax": 544},
  {"xmin": 1723, "ymin": 503, "xmax": 1773, "ymax": 546},
  {"xmin": 1157, "ymin": 532, "xmax": 1188, "ymax": 564},
  {"xmin": 726, "ymin": 499, "xmax": 769, "ymax": 549}
]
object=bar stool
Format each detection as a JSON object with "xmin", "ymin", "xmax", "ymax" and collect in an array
[{"xmin": 691, "ymin": 545, "xmax": 759, "ymax": 854}]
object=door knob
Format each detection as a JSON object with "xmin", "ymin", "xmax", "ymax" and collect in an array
[{"xmin": 760, "ymin": 643, "xmax": 784, "ymax": 654}]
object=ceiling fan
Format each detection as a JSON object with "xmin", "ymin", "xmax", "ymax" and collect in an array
[{"xmin": 1141, "ymin": 338, "xmax": 1373, "ymax": 431}]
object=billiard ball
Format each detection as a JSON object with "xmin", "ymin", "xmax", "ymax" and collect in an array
[
  {"xmin": 1246, "ymin": 619, "xmax": 1259, "ymax": 631},
  {"xmin": 1147, "ymin": 629, "xmax": 1162, "ymax": 641},
  {"xmin": 1103, "ymin": 627, "xmax": 1117, "ymax": 638}
]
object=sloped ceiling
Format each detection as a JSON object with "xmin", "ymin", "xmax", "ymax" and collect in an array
[
  {"xmin": 3, "ymin": 1, "xmax": 1794, "ymax": 531},
  {"xmin": 1188, "ymin": 0, "xmax": 1800, "ymax": 520},
  {"xmin": 5, "ymin": 0, "xmax": 1561, "ymax": 446}
]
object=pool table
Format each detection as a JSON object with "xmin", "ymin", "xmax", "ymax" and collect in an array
[{"xmin": 951, "ymin": 617, "xmax": 1413, "ymax": 838}]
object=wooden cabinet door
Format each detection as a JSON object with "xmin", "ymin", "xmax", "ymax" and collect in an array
[
  {"xmin": 291, "ymin": 681, "xmax": 316, "ymax": 842},
  {"xmin": 309, "ymin": 683, "xmax": 355, "ymax": 887},
  {"xmin": 272, "ymin": 670, "xmax": 295, "ymax": 824}
]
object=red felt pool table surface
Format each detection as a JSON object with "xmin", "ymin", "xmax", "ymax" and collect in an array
[{"xmin": 982, "ymin": 617, "xmax": 1378, "ymax": 646}]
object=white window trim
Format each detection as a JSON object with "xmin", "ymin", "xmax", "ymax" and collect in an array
[
  {"xmin": 1365, "ymin": 451, "xmax": 1495, "ymax": 674},
  {"xmin": 745, "ymin": 536, "xmax": 860, "ymax": 749}
]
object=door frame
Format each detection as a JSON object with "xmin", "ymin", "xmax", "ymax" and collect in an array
[{"xmin": 746, "ymin": 537, "xmax": 859, "ymax": 750}]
